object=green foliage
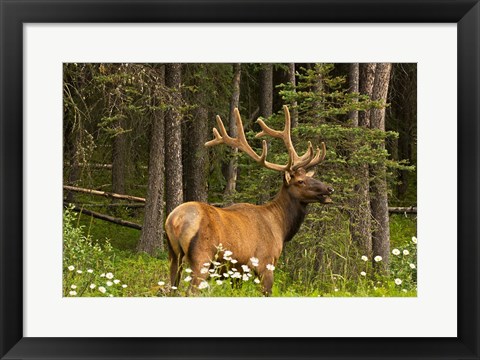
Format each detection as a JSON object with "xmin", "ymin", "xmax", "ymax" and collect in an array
[
  {"xmin": 65, "ymin": 208, "xmax": 417, "ymax": 297},
  {"xmin": 63, "ymin": 206, "xmax": 127, "ymax": 297}
]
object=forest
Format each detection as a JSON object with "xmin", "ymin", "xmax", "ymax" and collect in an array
[{"xmin": 63, "ymin": 63, "xmax": 417, "ymax": 297}]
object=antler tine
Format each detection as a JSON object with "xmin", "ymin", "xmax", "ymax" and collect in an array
[
  {"xmin": 304, "ymin": 142, "xmax": 327, "ymax": 170},
  {"xmin": 291, "ymin": 142, "xmax": 315, "ymax": 170}
]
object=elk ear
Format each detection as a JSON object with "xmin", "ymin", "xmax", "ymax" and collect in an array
[
  {"xmin": 306, "ymin": 170, "xmax": 315, "ymax": 177},
  {"xmin": 284, "ymin": 171, "xmax": 292, "ymax": 185}
]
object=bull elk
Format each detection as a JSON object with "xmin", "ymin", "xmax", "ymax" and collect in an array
[{"xmin": 165, "ymin": 105, "xmax": 334, "ymax": 295}]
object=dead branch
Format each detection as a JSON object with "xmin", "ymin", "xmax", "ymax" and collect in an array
[
  {"xmin": 388, "ymin": 206, "xmax": 417, "ymax": 214},
  {"xmin": 67, "ymin": 204, "xmax": 142, "ymax": 230},
  {"xmin": 63, "ymin": 185, "xmax": 146, "ymax": 203}
]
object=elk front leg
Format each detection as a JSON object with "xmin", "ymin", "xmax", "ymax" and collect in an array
[{"xmin": 261, "ymin": 270, "xmax": 274, "ymax": 296}]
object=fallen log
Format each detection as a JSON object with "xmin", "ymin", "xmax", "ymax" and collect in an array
[
  {"xmin": 68, "ymin": 202, "xmax": 145, "ymax": 208},
  {"xmin": 67, "ymin": 204, "xmax": 142, "ymax": 230},
  {"xmin": 388, "ymin": 206, "xmax": 417, "ymax": 214},
  {"xmin": 63, "ymin": 185, "xmax": 146, "ymax": 203}
]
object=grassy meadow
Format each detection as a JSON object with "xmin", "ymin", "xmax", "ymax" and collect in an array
[{"xmin": 63, "ymin": 204, "xmax": 417, "ymax": 298}]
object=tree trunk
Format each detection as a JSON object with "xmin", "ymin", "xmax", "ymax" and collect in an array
[
  {"xmin": 112, "ymin": 116, "xmax": 126, "ymax": 195},
  {"xmin": 165, "ymin": 64, "xmax": 184, "ymax": 216},
  {"xmin": 225, "ymin": 63, "xmax": 242, "ymax": 196},
  {"xmin": 65, "ymin": 128, "xmax": 82, "ymax": 203},
  {"xmin": 350, "ymin": 63, "xmax": 373, "ymax": 256},
  {"xmin": 287, "ymin": 63, "xmax": 298, "ymax": 128},
  {"xmin": 370, "ymin": 63, "xmax": 392, "ymax": 272},
  {"xmin": 312, "ymin": 64, "xmax": 324, "ymax": 123},
  {"xmin": 259, "ymin": 64, "xmax": 273, "ymax": 118},
  {"xmin": 182, "ymin": 64, "xmax": 209, "ymax": 203},
  {"xmin": 359, "ymin": 63, "xmax": 377, "ymax": 127},
  {"xmin": 138, "ymin": 66, "xmax": 166, "ymax": 255},
  {"xmin": 348, "ymin": 63, "xmax": 359, "ymax": 126}
]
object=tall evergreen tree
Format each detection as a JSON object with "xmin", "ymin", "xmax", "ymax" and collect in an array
[
  {"xmin": 225, "ymin": 63, "xmax": 242, "ymax": 196},
  {"xmin": 165, "ymin": 64, "xmax": 184, "ymax": 215},
  {"xmin": 138, "ymin": 66, "xmax": 166, "ymax": 254},
  {"xmin": 370, "ymin": 63, "xmax": 393, "ymax": 270},
  {"xmin": 259, "ymin": 64, "xmax": 273, "ymax": 118}
]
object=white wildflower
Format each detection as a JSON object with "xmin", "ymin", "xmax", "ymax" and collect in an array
[
  {"xmin": 241, "ymin": 264, "xmax": 250, "ymax": 272},
  {"xmin": 208, "ymin": 269, "xmax": 215, "ymax": 273},
  {"xmin": 212, "ymin": 261, "xmax": 221, "ymax": 266},
  {"xmin": 98, "ymin": 286, "xmax": 106, "ymax": 294},
  {"xmin": 392, "ymin": 248, "xmax": 401, "ymax": 256},
  {"xmin": 185, "ymin": 268, "xmax": 193, "ymax": 273},
  {"xmin": 250, "ymin": 257, "xmax": 259, "ymax": 267},
  {"xmin": 158, "ymin": 281, "xmax": 165, "ymax": 286},
  {"xmin": 184, "ymin": 276, "xmax": 192, "ymax": 282},
  {"xmin": 242, "ymin": 274, "xmax": 249, "ymax": 281},
  {"xmin": 171, "ymin": 286, "xmax": 177, "ymax": 290},
  {"xmin": 122, "ymin": 284, "xmax": 127, "ymax": 288},
  {"xmin": 216, "ymin": 280, "xmax": 223, "ymax": 285},
  {"xmin": 203, "ymin": 262, "xmax": 210, "ymax": 267},
  {"xmin": 231, "ymin": 272, "xmax": 242, "ymax": 279},
  {"xmin": 254, "ymin": 278, "xmax": 261, "ymax": 284},
  {"xmin": 87, "ymin": 269, "xmax": 94, "ymax": 273},
  {"xmin": 113, "ymin": 279, "xmax": 121, "ymax": 284},
  {"xmin": 100, "ymin": 273, "xmax": 105, "ymax": 277},
  {"xmin": 402, "ymin": 289, "xmax": 408, "ymax": 293},
  {"xmin": 334, "ymin": 288, "xmax": 339, "ymax": 292},
  {"xmin": 200, "ymin": 267, "xmax": 209, "ymax": 274},
  {"xmin": 374, "ymin": 256, "xmax": 382, "ymax": 262},
  {"xmin": 403, "ymin": 249, "xmax": 410, "ymax": 255},
  {"xmin": 76, "ymin": 270, "xmax": 83, "ymax": 274},
  {"xmin": 89, "ymin": 284, "xmax": 96, "ymax": 289},
  {"xmin": 106, "ymin": 281, "xmax": 113, "ymax": 287},
  {"xmin": 224, "ymin": 250, "xmax": 233, "ymax": 257},
  {"xmin": 210, "ymin": 273, "xmax": 220, "ymax": 278},
  {"xmin": 68, "ymin": 265, "xmax": 75, "ymax": 271},
  {"xmin": 230, "ymin": 259, "xmax": 238, "ymax": 264},
  {"xmin": 360, "ymin": 271, "xmax": 366, "ymax": 276},
  {"xmin": 412, "ymin": 236, "xmax": 417, "ymax": 244},
  {"xmin": 71, "ymin": 284, "xmax": 77, "ymax": 289},
  {"xmin": 266, "ymin": 264, "xmax": 275, "ymax": 271},
  {"xmin": 106, "ymin": 272, "xmax": 114, "ymax": 279},
  {"xmin": 69, "ymin": 290, "xmax": 77, "ymax": 296},
  {"xmin": 223, "ymin": 273, "xmax": 229, "ymax": 278},
  {"xmin": 394, "ymin": 278, "xmax": 402, "ymax": 285},
  {"xmin": 198, "ymin": 281, "xmax": 209, "ymax": 289},
  {"xmin": 361, "ymin": 255, "xmax": 368, "ymax": 262},
  {"xmin": 409, "ymin": 263, "xmax": 416, "ymax": 269}
]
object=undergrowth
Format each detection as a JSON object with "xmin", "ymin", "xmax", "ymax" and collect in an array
[{"xmin": 64, "ymin": 207, "xmax": 417, "ymax": 297}]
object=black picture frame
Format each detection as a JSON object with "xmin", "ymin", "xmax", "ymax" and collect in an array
[{"xmin": 1, "ymin": 1, "xmax": 479, "ymax": 359}]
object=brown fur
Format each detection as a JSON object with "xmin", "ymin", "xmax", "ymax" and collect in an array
[{"xmin": 165, "ymin": 168, "xmax": 333, "ymax": 295}]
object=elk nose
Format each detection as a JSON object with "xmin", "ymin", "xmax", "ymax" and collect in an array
[{"xmin": 327, "ymin": 186, "xmax": 334, "ymax": 194}]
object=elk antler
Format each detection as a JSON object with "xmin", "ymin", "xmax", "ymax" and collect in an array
[
  {"xmin": 205, "ymin": 106, "xmax": 325, "ymax": 172},
  {"xmin": 256, "ymin": 105, "xmax": 325, "ymax": 170}
]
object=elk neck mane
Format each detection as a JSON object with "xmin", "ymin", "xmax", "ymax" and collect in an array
[{"xmin": 264, "ymin": 185, "xmax": 308, "ymax": 243}]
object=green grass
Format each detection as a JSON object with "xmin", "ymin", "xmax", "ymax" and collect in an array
[
  {"xmin": 64, "ymin": 207, "xmax": 417, "ymax": 298},
  {"xmin": 77, "ymin": 212, "xmax": 141, "ymax": 251}
]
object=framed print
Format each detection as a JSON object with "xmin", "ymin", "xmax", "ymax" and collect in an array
[{"xmin": 1, "ymin": 0, "xmax": 479, "ymax": 359}]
